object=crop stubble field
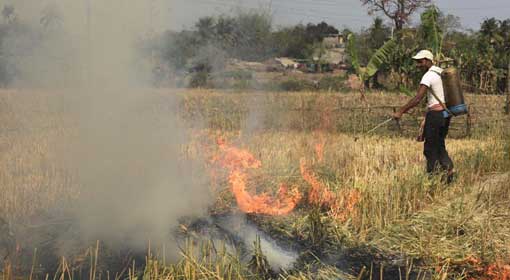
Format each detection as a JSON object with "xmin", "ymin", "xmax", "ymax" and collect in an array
[{"xmin": 0, "ymin": 89, "xmax": 509, "ymax": 279}]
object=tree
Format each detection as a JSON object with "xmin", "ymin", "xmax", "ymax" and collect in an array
[
  {"xmin": 368, "ymin": 17, "xmax": 391, "ymax": 50},
  {"xmin": 477, "ymin": 18, "xmax": 510, "ymax": 93},
  {"xmin": 40, "ymin": 3, "xmax": 63, "ymax": 30},
  {"xmin": 230, "ymin": 12, "xmax": 273, "ymax": 61},
  {"xmin": 360, "ymin": 0, "xmax": 431, "ymax": 32},
  {"xmin": 195, "ymin": 16, "xmax": 216, "ymax": 43},
  {"xmin": 418, "ymin": 6, "xmax": 443, "ymax": 59},
  {"xmin": 272, "ymin": 25, "xmax": 309, "ymax": 58},
  {"xmin": 161, "ymin": 30, "xmax": 200, "ymax": 70},
  {"xmin": 1, "ymin": 5, "xmax": 16, "ymax": 24},
  {"xmin": 214, "ymin": 16, "xmax": 236, "ymax": 46},
  {"xmin": 271, "ymin": 22, "xmax": 338, "ymax": 59},
  {"xmin": 304, "ymin": 21, "xmax": 339, "ymax": 42},
  {"xmin": 439, "ymin": 14, "xmax": 461, "ymax": 35}
]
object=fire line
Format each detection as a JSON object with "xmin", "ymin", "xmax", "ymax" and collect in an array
[{"xmin": 212, "ymin": 138, "xmax": 302, "ymax": 216}]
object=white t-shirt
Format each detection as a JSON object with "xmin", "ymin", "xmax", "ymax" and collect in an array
[{"xmin": 420, "ymin": 66, "xmax": 445, "ymax": 109}]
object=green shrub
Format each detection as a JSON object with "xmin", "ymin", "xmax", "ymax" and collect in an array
[
  {"xmin": 222, "ymin": 70, "xmax": 254, "ymax": 80},
  {"xmin": 231, "ymin": 79, "xmax": 253, "ymax": 90},
  {"xmin": 218, "ymin": 70, "xmax": 254, "ymax": 90},
  {"xmin": 277, "ymin": 78, "xmax": 316, "ymax": 91},
  {"xmin": 317, "ymin": 76, "xmax": 348, "ymax": 92},
  {"xmin": 189, "ymin": 71, "xmax": 209, "ymax": 88}
]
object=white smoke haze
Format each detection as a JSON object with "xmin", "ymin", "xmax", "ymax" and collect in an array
[
  {"xmin": 217, "ymin": 214, "xmax": 299, "ymax": 271},
  {"xmin": 1, "ymin": 0, "xmax": 173, "ymax": 88},
  {"xmin": 1, "ymin": 0, "xmax": 299, "ymax": 268},
  {"xmin": 0, "ymin": 0, "xmax": 213, "ymax": 258}
]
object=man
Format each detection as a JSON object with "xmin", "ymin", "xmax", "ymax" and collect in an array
[{"xmin": 392, "ymin": 50, "xmax": 454, "ymax": 183}]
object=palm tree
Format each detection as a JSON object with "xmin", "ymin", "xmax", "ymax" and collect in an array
[{"xmin": 195, "ymin": 16, "xmax": 216, "ymax": 43}]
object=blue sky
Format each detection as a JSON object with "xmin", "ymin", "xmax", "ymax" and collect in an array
[{"xmin": 165, "ymin": 0, "xmax": 510, "ymax": 31}]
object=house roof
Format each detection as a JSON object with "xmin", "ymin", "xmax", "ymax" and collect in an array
[{"xmin": 275, "ymin": 57, "xmax": 299, "ymax": 67}]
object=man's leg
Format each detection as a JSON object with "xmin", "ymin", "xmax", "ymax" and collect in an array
[
  {"xmin": 438, "ymin": 117, "xmax": 454, "ymax": 183},
  {"xmin": 423, "ymin": 112, "xmax": 442, "ymax": 173}
]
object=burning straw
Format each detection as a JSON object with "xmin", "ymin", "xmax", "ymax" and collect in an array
[{"xmin": 211, "ymin": 138, "xmax": 302, "ymax": 216}]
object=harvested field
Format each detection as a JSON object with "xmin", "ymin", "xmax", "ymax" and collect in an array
[{"xmin": 0, "ymin": 89, "xmax": 509, "ymax": 279}]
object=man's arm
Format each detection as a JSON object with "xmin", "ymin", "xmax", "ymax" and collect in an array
[{"xmin": 392, "ymin": 84, "xmax": 428, "ymax": 119}]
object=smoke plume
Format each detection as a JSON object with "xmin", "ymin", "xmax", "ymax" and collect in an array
[{"xmin": 1, "ymin": 0, "xmax": 212, "ymax": 257}]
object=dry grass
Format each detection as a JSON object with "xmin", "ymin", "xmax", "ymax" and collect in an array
[
  {"xmin": 0, "ymin": 89, "xmax": 509, "ymax": 279},
  {"xmin": 0, "ymin": 90, "xmax": 79, "ymax": 222}
]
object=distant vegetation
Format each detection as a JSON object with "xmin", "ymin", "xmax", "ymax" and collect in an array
[
  {"xmin": 147, "ymin": 6, "xmax": 509, "ymax": 94},
  {"xmin": 0, "ymin": 3, "xmax": 508, "ymax": 94},
  {"xmin": 154, "ymin": 12, "xmax": 339, "ymax": 69}
]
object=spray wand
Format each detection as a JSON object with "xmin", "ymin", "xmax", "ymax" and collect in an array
[{"xmin": 354, "ymin": 117, "xmax": 395, "ymax": 141}]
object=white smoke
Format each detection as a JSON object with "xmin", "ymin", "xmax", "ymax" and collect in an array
[
  {"xmin": 0, "ymin": 0, "xmax": 212, "ymax": 256},
  {"xmin": 217, "ymin": 214, "xmax": 299, "ymax": 271}
]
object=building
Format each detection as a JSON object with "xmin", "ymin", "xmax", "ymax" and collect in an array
[
  {"xmin": 311, "ymin": 34, "xmax": 346, "ymax": 71},
  {"xmin": 322, "ymin": 34, "xmax": 345, "ymax": 49}
]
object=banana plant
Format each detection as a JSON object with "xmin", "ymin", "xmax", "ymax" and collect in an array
[
  {"xmin": 366, "ymin": 39, "xmax": 398, "ymax": 77},
  {"xmin": 347, "ymin": 33, "xmax": 397, "ymax": 83},
  {"xmin": 346, "ymin": 33, "xmax": 362, "ymax": 77},
  {"xmin": 420, "ymin": 5, "xmax": 443, "ymax": 61}
]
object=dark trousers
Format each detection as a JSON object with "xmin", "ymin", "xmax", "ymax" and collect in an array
[{"xmin": 423, "ymin": 111, "xmax": 454, "ymax": 173}]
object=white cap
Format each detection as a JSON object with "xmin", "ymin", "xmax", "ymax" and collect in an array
[{"xmin": 412, "ymin": 50, "xmax": 434, "ymax": 61}]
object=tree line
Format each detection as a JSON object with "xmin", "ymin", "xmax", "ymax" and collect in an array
[
  {"xmin": 0, "ymin": 2, "xmax": 508, "ymax": 94},
  {"xmin": 150, "ymin": 11, "xmax": 340, "ymax": 72},
  {"xmin": 149, "ymin": 5, "xmax": 508, "ymax": 94}
]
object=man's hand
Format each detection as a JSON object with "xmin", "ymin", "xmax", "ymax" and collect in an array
[
  {"xmin": 392, "ymin": 111, "xmax": 403, "ymax": 120},
  {"xmin": 393, "ymin": 85, "xmax": 428, "ymax": 120}
]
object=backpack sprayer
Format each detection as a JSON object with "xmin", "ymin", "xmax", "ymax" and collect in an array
[
  {"xmin": 434, "ymin": 60, "xmax": 469, "ymax": 117},
  {"xmin": 354, "ymin": 60, "xmax": 467, "ymax": 142}
]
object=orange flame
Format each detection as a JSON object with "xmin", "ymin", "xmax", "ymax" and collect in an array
[
  {"xmin": 314, "ymin": 142, "xmax": 324, "ymax": 163},
  {"xmin": 213, "ymin": 138, "xmax": 302, "ymax": 216},
  {"xmin": 300, "ymin": 157, "xmax": 361, "ymax": 222},
  {"xmin": 314, "ymin": 133, "xmax": 326, "ymax": 163},
  {"xmin": 462, "ymin": 256, "xmax": 510, "ymax": 280},
  {"xmin": 485, "ymin": 263, "xmax": 510, "ymax": 280},
  {"xmin": 230, "ymin": 171, "xmax": 302, "ymax": 215},
  {"xmin": 329, "ymin": 189, "xmax": 361, "ymax": 222},
  {"xmin": 300, "ymin": 158, "xmax": 334, "ymax": 205}
]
